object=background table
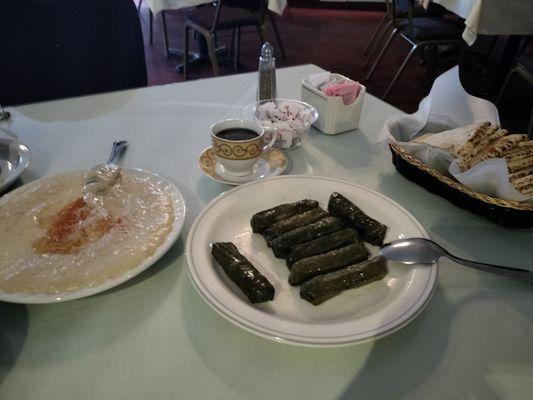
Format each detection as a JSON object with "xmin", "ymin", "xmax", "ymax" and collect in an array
[
  {"xmin": 1, "ymin": 65, "xmax": 533, "ymax": 400},
  {"xmin": 422, "ymin": 0, "xmax": 533, "ymax": 45},
  {"xmin": 147, "ymin": 0, "xmax": 287, "ymax": 15}
]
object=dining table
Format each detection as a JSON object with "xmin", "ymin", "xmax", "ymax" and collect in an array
[
  {"xmin": 1, "ymin": 64, "xmax": 533, "ymax": 400},
  {"xmin": 421, "ymin": 0, "xmax": 533, "ymax": 46}
]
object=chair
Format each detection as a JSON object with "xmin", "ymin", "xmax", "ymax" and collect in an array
[
  {"xmin": 363, "ymin": 0, "xmax": 444, "ymax": 68},
  {"xmin": 496, "ymin": 53, "xmax": 533, "ymax": 137},
  {"xmin": 182, "ymin": 0, "xmax": 269, "ymax": 78},
  {"xmin": 0, "ymin": 0, "xmax": 147, "ymax": 106},
  {"xmin": 364, "ymin": 0, "xmax": 463, "ymax": 100},
  {"xmin": 138, "ymin": 0, "xmax": 170, "ymax": 59}
]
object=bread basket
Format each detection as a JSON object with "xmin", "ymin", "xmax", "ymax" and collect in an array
[{"xmin": 389, "ymin": 142, "xmax": 533, "ymax": 228}]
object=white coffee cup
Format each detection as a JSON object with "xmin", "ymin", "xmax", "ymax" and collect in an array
[{"xmin": 211, "ymin": 118, "xmax": 276, "ymax": 176}]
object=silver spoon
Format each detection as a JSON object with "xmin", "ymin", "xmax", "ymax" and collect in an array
[
  {"xmin": 82, "ymin": 140, "xmax": 127, "ymax": 202},
  {"xmin": 380, "ymin": 238, "xmax": 533, "ymax": 282},
  {"xmin": 0, "ymin": 103, "xmax": 10, "ymax": 121}
]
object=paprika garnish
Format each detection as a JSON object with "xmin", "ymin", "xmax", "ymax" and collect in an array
[{"xmin": 33, "ymin": 197, "xmax": 117, "ymax": 254}]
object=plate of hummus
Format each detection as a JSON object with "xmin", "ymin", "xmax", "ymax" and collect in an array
[{"xmin": 0, "ymin": 168, "xmax": 186, "ymax": 303}]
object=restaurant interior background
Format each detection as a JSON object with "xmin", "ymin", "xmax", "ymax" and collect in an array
[
  {"xmin": 138, "ymin": 0, "xmax": 533, "ymax": 133},
  {"xmin": 2, "ymin": 2, "xmax": 533, "ymax": 399}
]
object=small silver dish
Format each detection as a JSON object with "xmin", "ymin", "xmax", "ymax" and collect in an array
[{"xmin": 0, "ymin": 138, "xmax": 30, "ymax": 193}]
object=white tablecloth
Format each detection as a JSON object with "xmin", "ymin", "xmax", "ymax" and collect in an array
[
  {"xmin": 1, "ymin": 64, "xmax": 533, "ymax": 400},
  {"xmin": 147, "ymin": 0, "xmax": 287, "ymax": 15},
  {"xmin": 422, "ymin": 0, "xmax": 533, "ymax": 45}
]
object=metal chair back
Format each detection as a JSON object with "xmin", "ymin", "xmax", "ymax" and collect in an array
[
  {"xmin": 389, "ymin": 0, "xmax": 415, "ymax": 36},
  {"xmin": 210, "ymin": 0, "xmax": 266, "ymax": 32}
]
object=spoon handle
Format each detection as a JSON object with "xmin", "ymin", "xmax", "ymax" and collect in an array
[
  {"xmin": 107, "ymin": 140, "xmax": 128, "ymax": 165},
  {"xmin": 445, "ymin": 254, "xmax": 533, "ymax": 282}
]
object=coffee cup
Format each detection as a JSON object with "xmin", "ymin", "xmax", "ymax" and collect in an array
[{"xmin": 211, "ymin": 118, "xmax": 276, "ymax": 176}]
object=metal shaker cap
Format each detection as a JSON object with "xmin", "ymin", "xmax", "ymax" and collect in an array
[{"xmin": 260, "ymin": 42, "xmax": 274, "ymax": 61}]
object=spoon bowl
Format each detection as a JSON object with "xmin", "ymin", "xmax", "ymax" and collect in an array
[
  {"xmin": 380, "ymin": 238, "xmax": 533, "ymax": 283},
  {"xmin": 380, "ymin": 238, "xmax": 444, "ymax": 264}
]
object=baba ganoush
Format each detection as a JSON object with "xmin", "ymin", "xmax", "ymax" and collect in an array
[{"xmin": 0, "ymin": 170, "xmax": 174, "ymax": 294}]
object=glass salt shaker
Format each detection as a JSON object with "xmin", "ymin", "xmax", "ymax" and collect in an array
[{"xmin": 257, "ymin": 42, "xmax": 277, "ymax": 101}]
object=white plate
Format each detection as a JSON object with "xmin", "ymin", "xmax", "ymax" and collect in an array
[
  {"xmin": 186, "ymin": 176, "xmax": 437, "ymax": 347},
  {"xmin": 0, "ymin": 168, "xmax": 186, "ymax": 304},
  {"xmin": 0, "ymin": 138, "xmax": 30, "ymax": 193}
]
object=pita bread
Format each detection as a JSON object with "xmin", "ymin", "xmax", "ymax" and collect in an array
[
  {"xmin": 507, "ymin": 156, "xmax": 533, "ymax": 173},
  {"xmin": 509, "ymin": 167, "xmax": 533, "ymax": 182},
  {"xmin": 457, "ymin": 123, "xmax": 508, "ymax": 160},
  {"xmin": 513, "ymin": 173, "xmax": 533, "ymax": 187},
  {"xmin": 412, "ymin": 122, "xmax": 502, "ymax": 157},
  {"xmin": 517, "ymin": 141, "xmax": 533, "ymax": 149},
  {"xmin": 514, "ymin": 182, "xmax": 533, "ymax": 195},
  {"xmin": 504, "ymin": 147, "xmax": 533, "ymax": 161},
  {"xmin": 458, "ymin": 134, "xmax": 526, "ymax": 170}
]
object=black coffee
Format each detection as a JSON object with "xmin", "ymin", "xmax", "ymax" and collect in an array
[{"xmin": 216, "ymin": 128, "xmax": 259, "ymax": 141}]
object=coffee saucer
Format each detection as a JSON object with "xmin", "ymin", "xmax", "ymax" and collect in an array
[{"xmin": 199, "ymin": 147, "xmax": 287, "ymax": 185}]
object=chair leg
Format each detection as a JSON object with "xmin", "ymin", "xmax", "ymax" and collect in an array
[
  {"xmin": 256, "ymin": 25, "xmax": 266, "ymax": 47},
  {"xmin": 425, "ymin": 44, "xmax": 436, "ymax": 91},
  {"xmin": 286, "ymin": 6, "xmax": 293, "ymax": 19},
  {"xmin": 206, "ymin": 33, "xmax": 220, "ymax": 76},
  {"xmin": 234, "ymin": 27, "xmax": 241, "ymax": 71},
  {"xmin": 162, "ymin": 11, "xmax": 170, "ymax": 59},
  {"xmin": 230, "ymin": 28, "xmax": 236, "ymax": 62},
  {"xmin": 183, "ymin": 26, "xmax": 189, "ymax": 79},
  {"xmin": 363, "ymin": 13, "xmax": 388, "ymax": 56},
  {"xmin": 363, "ymin": 20, "xmax": 392, "ymax": 70},
  {"xmin": 527, "ymin": 106, "xmax": 533, "ymax": 140},
  {"xmin": 383, "ymin": 44, "xmax": 419, "ymax": 100},
  {"xmin": 149, "ymin": 9, "xmax": 153, "ymax": 45},
  {"xmin": 364, "ymin": 28, "xmax": 398, "ymax": 82},
  {"xmin": 268, "ymin": 13, "xmax": 286, "ymax": 59},
  {"xmin": 495, "ymin": 67, "xmax": 517, "ymax": 105}
]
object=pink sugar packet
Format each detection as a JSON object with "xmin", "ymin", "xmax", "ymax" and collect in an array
[{"xmin": 321, "ymin": 80, "xmax": 362, "ymax": 105}]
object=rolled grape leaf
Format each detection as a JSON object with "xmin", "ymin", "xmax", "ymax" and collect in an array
[
  {"xmin": 286, "ymin": 228, "xmax": 360, "ymax": 268},
  {"xmin": 211, "ymin": 242, "xmax": 275, "ymax": 303},
  {"xmin": 288, "ymin": 242, "xmax": 369, "ymax": 286},
  {"xmin": 327, "ymin": 192, "xmax": 387, "ymax": 246},
  {"xmin": 251, "ymin": 199, "xmax": 319, "ymax": 233},
  {"xmin": 300, "ymin": 256, "xmax": 388, "ymax": 305},
  {"xmin": 270, "ymin": 216, "xmax": 346, "ymax": 258},
  {"xmin": 263, "ymin": 207, "xmax": 329, "ymax": 245}
]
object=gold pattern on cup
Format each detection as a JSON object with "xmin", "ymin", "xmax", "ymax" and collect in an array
[{"xmin": 212, "ymin": 138, "xmax": 262, "ymax": 160}]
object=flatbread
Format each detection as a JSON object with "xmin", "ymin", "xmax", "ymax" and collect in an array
[
  {"xmin": 457, "ymin": 123, "xmax": 508, "ymax": 160},
  {"xmin": 506, "ymin": 152, "xmax": 533, "ymax": 173},
  {"xmin": 458, "ymin": 134, "xmax": 526, "ymax": 170},
  {"xmin": 517, "ymin": 141, "xmax": 533, "ymax": 149},
  {"xmin": 413, "ymin": 122, "xmax": 507, "ymax": 163},
  {"xmin": 504, "ymin": 146, "xmax": 533, "ymax": 162},
  {"xmin": 509, "ymin": 167, "xmax": 533, "ymax": 182}
]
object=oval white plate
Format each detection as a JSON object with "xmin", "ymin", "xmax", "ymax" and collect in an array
[
  {"xmin": 0, "ymin": 168, "xmax": 186, "ymax": 304},
  {"xmin": 0, "ymin": 138, "xmax": 30, "ymax": 193},
  {"xmin": 186, "ymin": 175, "xmax": 437, "ymax": 347}
]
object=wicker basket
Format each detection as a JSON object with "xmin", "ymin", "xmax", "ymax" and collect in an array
[{"xmin": 389, "ymin": 143, "xmax": 533, "ymax": 229}]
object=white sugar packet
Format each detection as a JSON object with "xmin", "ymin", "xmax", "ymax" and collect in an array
[{"xmin": 381, "ymin": 66, "xmax": 530, "ymax": 202}]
